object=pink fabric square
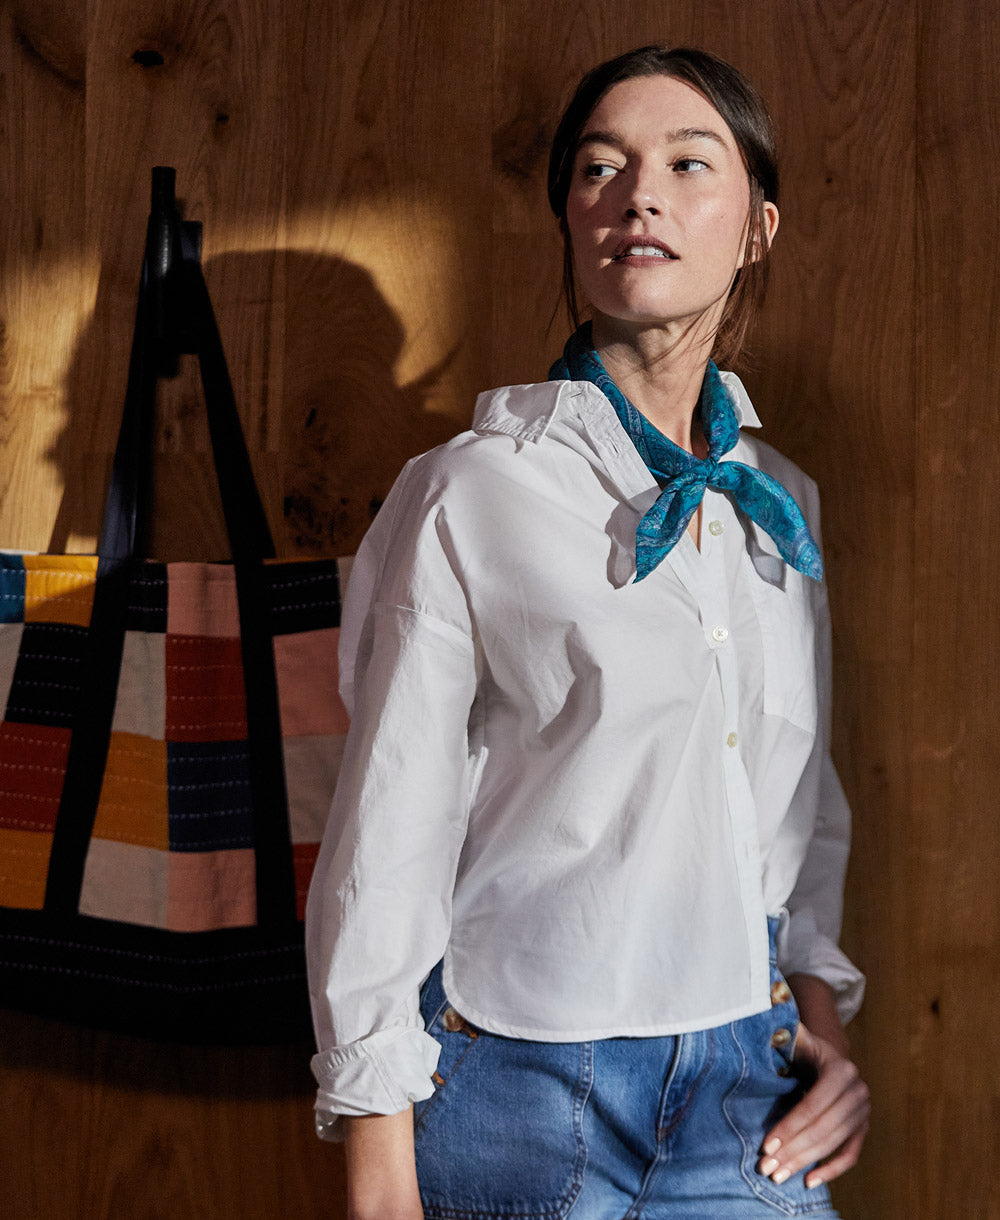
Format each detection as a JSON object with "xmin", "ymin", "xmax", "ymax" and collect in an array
[
  {"xmin": 273, "ymin": 627, "xmax": 348, "ymax": 737},
  {"xmin": 79, "ymin": 840, "xmax": 168, "ymax": 927},
  {"xmin": 166, "ymin": 563, "xmax": 240, "ymax": 638},
  {"xmin": 166, "ymin": 848, "xmax": 257, "ymax": 931}
]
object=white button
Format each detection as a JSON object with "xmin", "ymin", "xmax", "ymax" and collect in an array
[
  {"xmin": 708, "ymin": 520, "xmax": 724, "ymax": 536},
  {"xmin": 711, "ymin": 625, "xmax": 729, "ymax": 644},
  {"xmin": 726, "ymin": 731, "xmax": 739, "ymax": 748}
]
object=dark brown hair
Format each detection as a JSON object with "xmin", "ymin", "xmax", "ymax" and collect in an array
[{"xmin": 547, "ymin": 46, "xmax": 778, "ymax": 369}]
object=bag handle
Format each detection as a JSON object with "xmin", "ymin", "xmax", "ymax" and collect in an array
[
  {"xmin": 98, "ymin": 166, "xmax": 276, "ymax": 565},
  {"xmin": 46, "ymin": 170, "xmax": 296, "ymax": 925}
]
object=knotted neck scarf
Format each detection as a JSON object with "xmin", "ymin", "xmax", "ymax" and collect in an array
[{"xmin": 548, "ymin": 324, "xmax": 823, "ymax": 583}]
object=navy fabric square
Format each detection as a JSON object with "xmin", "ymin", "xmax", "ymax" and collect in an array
[
  {"xmin": 166, "ymin": 739, "xmax": 254, "ymax": 851},
  {"xmin": 126, "ymin": 562, "xmax": 168, "ymax": 632},
  {"xmin": 267, "ymin": 560, "xmax": 341, "ymax": 635},
  {"xmin": 0, "ymin": 555, "xmax": 26, "ymax": 624},
  {"xmin": 5, "ymin": 621, "xmax": 89, "ymax": 726}
]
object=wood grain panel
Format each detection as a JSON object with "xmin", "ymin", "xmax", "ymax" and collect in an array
[
  {"xmin": 743, "ymin": 12, "xmax": 917, "ymax": 1212},
  {"xmin": 912, "ymin": 1, "xmax": 1000, "ymax": 1215},
  {"xmin": 2, "ymin": 0, "xmax": 997, "ymax": 1215},
  {"xmin": 0, "ymin": 2, "xmax": 89, "ymax": 552},
  {"xmin": 278, "ymin": 0, "xmax": 493, "ymax": 556}
]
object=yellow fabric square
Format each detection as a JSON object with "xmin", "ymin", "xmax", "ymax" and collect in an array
[
  {"xmin": 92, "ymin": 733, "xmax": 169, "ymax": 850},
  {"xmin": 0, "ymin": 827, "xmax": 53, "ymax": 909},
  {"xmin": 24, "ymin": 555, "xmax": 98, "ymax": 627}
]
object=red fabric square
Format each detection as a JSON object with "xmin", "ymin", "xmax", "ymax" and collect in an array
[
  {"xmin": 164, "ymin": 635, "xmax": 248, "ymax": 743},
  {"xmin": 0, "ymin": 722, "xmax": 71, "ymax": 833},
  {"xmin": 293, "ymin": 841, "xmax": 320, "ymax": 921}
]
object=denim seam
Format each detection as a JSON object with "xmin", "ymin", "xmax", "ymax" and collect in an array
[
  {"xmin": 722, "ymin": 1020, "xmax": 834, "ymax": 1217},
  {"xmin": 413, "ymin": 1020, "xmax": 480, "ymax": 1137}
]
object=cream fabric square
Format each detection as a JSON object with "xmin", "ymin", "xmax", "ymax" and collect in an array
[
  {"xmin": 112, "ymin": 631, "xmax": 166, "ymax": 739},
  {"xmin": 79, "ymin": 839, "xmax": 168, "ymax": 927},
  {"xmin": 0, "ymin": 622, "xmax": 24, "ymax": 718},
  {"xmin": 283, "ymin": 733, "xmax": 345, "ymax": 843}
]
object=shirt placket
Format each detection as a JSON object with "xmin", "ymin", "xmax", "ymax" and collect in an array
[{"xmin": 697, "ymin": 492, "xmax": 771, "ymax": 1002}]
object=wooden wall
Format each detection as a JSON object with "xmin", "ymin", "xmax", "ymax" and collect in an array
[{"xmin": 1, "ymin": 1, "xmax": 997, "ymax": 1216}]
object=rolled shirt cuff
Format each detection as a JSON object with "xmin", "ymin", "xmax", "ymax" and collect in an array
[
  {"xmin": 311, "ymin": 1026, "xmax": 441, "ymax": 1142},
  {"xmin": 777, "ymin": 915, "xmax": 866, "ymax": 1025}
]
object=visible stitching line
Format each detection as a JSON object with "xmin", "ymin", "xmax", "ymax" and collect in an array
[
  {"xmin": 0, "ymin": 734, "xmax": 70, "ymax": 749},
  {"xmin": 0, "ymin": 816, "xmax": 56, "ymax": 829},
  {"xmin": 0, "ymin": 961, "xmax": 304, "ymax": 991},
  {"xmin": 0, "ymin": 934, "xmax": 299, "ymax": 964}
]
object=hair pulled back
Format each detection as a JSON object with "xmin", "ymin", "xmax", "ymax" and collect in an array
[{"xmin": 548, "ymin": 46, "xmax": 778, "ymax": 369}]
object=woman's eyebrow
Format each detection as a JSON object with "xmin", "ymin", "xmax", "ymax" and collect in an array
[
  {"xmin": 664, "ymin": 126, "xmax": 728, "ymax": 148},
  {"xmin": 577, "ymin": 126, "xmax": 729, "ymax": 151}
]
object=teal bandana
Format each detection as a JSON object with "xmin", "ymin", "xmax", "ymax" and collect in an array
[{"xmin": 549, "ymin": 324, "xmax": 823, "ymax": 583}]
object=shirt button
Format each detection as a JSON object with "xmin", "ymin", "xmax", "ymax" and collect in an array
[
  {"xmin": 770, "ymin": 1027, "xmax": 792, "ymax": 1049},
  {"xmin": 711, "ymin": 625, "xmax": 729, "ymax": 644},
  {"xmin": 442, "ymin": 1007, "xmax": 466, "ymax": 1032},
  {"xmin": 771, "ymin": 980, "xmax": 792, "ymax": 1006},
  {"xmin": 708, "ymin": 520, "xmax": 724, "ymax": 536},
  {"xmin": 726, "ymin": 731, "xmax": 738, "ymax": 748}
]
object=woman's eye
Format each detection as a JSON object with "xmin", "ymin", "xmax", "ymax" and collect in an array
[
  {"xmin": 674, "ymin": 157, "xmax": 709, "ymax": 173},
  {"xmin": 583, "ymin": 163, "xmax": 618, "ymax": 179}
]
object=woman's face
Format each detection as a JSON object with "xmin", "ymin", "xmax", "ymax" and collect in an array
[{"xmin": 563, "ymin": 74, "xmax": 778, "ymax": 340}]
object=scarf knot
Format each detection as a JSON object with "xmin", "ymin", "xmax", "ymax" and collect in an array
[{"xmin": 549, "ymin": 324, "xmax": 823, "ymax": 583}]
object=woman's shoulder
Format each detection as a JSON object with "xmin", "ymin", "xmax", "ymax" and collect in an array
[{"xmin": 398, "ymin": 381, "xmax": 573, "ymax": 487}]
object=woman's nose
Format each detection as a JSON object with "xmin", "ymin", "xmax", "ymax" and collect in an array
[{"xmin": 623, "ymin": 168, "xmax": 664, "ymax": 217}]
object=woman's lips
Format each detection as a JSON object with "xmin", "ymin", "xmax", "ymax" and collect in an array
[{"xmin": 611, "ymin": 236, "xmax": 679, "ymax": 262}]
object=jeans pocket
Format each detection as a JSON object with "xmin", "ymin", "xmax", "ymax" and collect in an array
[
  {"xmin": 413, "ymin": 999, "xmax": 483, "ymax": 1135},
  {"xmin": 414, "ymin": 994, "xmax": 592, "ymax": 1219}
]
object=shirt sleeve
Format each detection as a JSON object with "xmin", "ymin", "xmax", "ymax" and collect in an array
[
  {"xmin": 776, "ymin": 518, "xmax": 865, "ymax": 1025},
  {"xmin": 305, "ymin": 456, "xmax": 480, "ymax": 1141}
]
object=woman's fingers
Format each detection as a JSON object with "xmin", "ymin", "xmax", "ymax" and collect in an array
[
  {"xmin": 758, "ymin": 1023, "xmax": 870, "ymax": 1185},
  {"xmin": 803, "ymin": 1124, "xmax": 868, "ymax": 1190}
]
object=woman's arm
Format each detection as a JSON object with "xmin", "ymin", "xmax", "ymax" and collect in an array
[
  {"xmin": 757, "ymin": 974, "xmax": 869, "ymax": 1190},
  {"xmin": 343, "ymin": 1110, "xmax": 424, "ymax": 1220}
]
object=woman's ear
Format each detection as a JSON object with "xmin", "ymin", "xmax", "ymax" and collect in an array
[
  {"xmin": 739, "ymin": 201, "xmax": 780, "ymax": 267},
  {"xmin": 762, "ymin": 201, "xmax": 779, "ymax": 248}
]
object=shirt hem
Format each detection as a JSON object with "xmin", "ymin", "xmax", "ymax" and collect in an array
[{"xmin": 441, "ymin": 959, "xmax": 773, "ymax": 1041}]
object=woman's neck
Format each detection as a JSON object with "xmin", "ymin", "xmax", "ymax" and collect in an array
[{"xmin": 591, "ymin": 316, "xmax": 712, "ymax": 457}]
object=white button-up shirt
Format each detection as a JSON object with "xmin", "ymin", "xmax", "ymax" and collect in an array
[{"xmin": 306, "ymin": 375, "xmax": 864, "ymax": 1138}]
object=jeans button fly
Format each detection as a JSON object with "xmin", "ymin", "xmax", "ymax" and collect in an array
[{"xmin": 770, "ymin": 980, "xmax": 792, "ymax": 1006}]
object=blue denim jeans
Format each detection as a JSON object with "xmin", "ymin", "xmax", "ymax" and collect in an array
[{"xmin": 413, "ymin": 920, "xmax": 840, "ymax": 1219}]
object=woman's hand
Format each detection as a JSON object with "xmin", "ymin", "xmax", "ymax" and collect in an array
[
  {"xmin": 757, "ymin": 975, "xmax": 870, "ymax": 1190},
  {"xmin": 344, "ymin": 1109, "xmax": 424, "ymax": 1220}
]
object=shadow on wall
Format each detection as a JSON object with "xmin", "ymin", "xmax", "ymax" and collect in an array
[
  {"xmin": 46, "ymin": 248, "xmax": 461, "ymax": 561},
  {"xmin": 17, "ymin": 246, "xmax": 460, "ymax": 1093}
]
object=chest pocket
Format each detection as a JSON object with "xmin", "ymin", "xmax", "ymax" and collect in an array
[{"xmin": 744, "ymin": 536, "xmax": 819, "ymax": 735}]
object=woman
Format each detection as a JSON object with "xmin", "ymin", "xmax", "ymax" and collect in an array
[{"xmin": 306, "ymin": 45, "xmax": 869, "ymax": 1219}]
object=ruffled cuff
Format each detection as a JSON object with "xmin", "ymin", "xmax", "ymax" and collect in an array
[
  {"xmin": 777, "ymin": 913, "xmax": 866, "ymax": 1025},
  {"xmin": 310, "ymin": 1026, "xmax": 441, "ymax": 1142}
]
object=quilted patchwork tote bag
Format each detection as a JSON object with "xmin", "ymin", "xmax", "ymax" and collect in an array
[{"xmin": 0, "ymin": 169, "xmax": 349, "ymax": 1042}]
